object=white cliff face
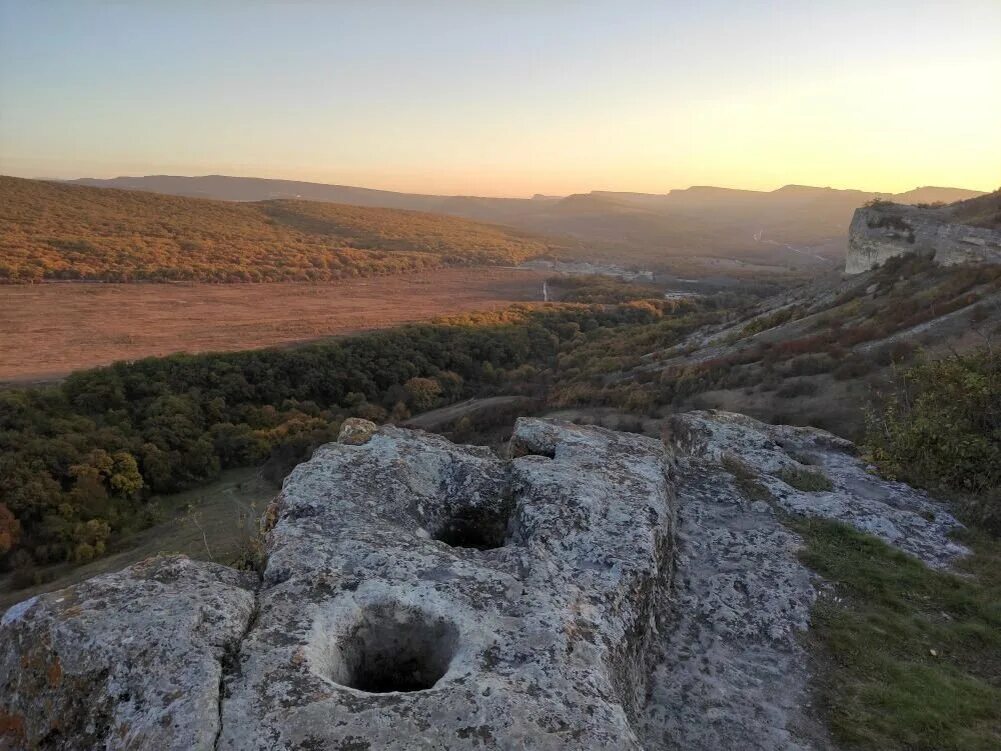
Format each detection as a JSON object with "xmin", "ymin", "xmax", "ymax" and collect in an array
[
  {"xmin": 0, "ymin": 414, "xmax": 970, "ymax": 750},
  {"xmin": 846, "ymin": 204, "xmax": 1001, "ymax": 274}
]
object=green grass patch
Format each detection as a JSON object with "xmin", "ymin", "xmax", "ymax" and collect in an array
[
  {"xmin": 777, "ymin": 466, "xmax": 834, "ymax": 492},
  {"xmin": 790, "ymin": 517, "xmax": 1001, "ymax": 750},
  {"xmin": 721, "ymin": 453, "xmax": 776, "ymax": 503}
]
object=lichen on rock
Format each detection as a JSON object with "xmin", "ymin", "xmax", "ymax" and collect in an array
[
  {"xmin": 0, "ymin": 413, "xmax": 971, "ymax": 750},
  {"xmin": 218, "ymin": 418, "xmax": 676, "ymax": 750},
  {"xmin": 1, "ymin": 419, "xmax": 676, "ymax": 750},
  {"xmin": 0, "ymin": 556, "xmax": 257, "ymax": 750}
]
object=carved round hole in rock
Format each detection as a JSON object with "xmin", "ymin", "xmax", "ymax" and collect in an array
[
  {"xmin": 321, "ymin": 604, "xmax": 458, "ymax": 694},
  {"xmin": 432, "ymin": 507, "xmax": 511, "ymax": 551}
]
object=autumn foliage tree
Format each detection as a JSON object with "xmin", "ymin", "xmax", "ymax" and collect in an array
[{"xmin": 0, "ymin": 176, "xmax": 560, "ymax": 283}]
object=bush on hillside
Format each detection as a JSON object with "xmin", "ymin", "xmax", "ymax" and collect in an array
[{"xmin": 864, "ymin": 348, "xmax": 1001, "ymax": 531}]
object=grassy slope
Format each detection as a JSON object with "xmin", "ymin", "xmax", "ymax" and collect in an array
[
  {"xmin": 794, "ymin": 519, "xmax": 1001, "ymax": 751},
  {"xmin": 949, "ymin": 189, "xmax": 1001, "ymax": 230},
  {"xmin": 722, "ymin": 455, "xmax": 1001, "ymax": 750},
  {"xmin": 0, "ymin": 176, "xmax": 559, "ymax": 282},
  {"xmin": 545, "ymin": 256, "xmax": 1001, "ymax": 438}
]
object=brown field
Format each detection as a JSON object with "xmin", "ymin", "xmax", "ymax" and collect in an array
[{"xmin": 0, "ymin": 266, "xmax": 549, "ymax": 382}]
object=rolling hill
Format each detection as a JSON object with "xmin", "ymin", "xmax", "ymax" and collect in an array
[
  {"xmin": 69, "ymin": 174, "xmax": 984, "ymax": 272},
  {"xmin": 0, "ymin": 176, "xmax": 564, "ymax": 282}
]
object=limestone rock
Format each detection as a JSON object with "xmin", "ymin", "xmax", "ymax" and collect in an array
[
  {"xmin": 218, "ymin": 418, "xmax": 675, "ymax": 749},
  {"xmin": 846, "ymin": 203, "xmax": 1001, "ymax": 274},
  {"xmin": 0, "ymin": 413, "xmax": 971, "ymax": 750},
  {"xmin": 0, "ymin": 556, "xmax": 257, "ymax": 750},
  {"xmin": 668, "ymin": 410, "xmax": 967, "ymax": 567},
  {"xmin": 2, "ymin": 419, "xmax": 676, "ymax": 750},
  {"xmin": 639, "ymin": 448, "xmax": 823, "ymax": 750},
  {"xmin": 638, "ymin": 409, "xmax": 966, "ymax": 750}
]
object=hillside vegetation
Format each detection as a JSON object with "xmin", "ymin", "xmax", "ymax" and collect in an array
[
  {"xmin": 72, "ymin": 174, "xmax": 986, "ymax": 272},
  {"xmin": 0, "ymin": 176, "xmax": 559, "ymax": 282},
  {"xmin": 546, "ymin": 256, "xmax": 1001, "ymax": 437},
  {"xmin": 949, "ymin": 188, "xmax": 1001, "ymax": 229},
  {"xmin": 0, "ymin": 300, "xmax": 690, "ymax": 572}
]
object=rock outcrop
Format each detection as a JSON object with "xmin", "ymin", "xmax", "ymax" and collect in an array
[
  {"xmin": 846, "ymin": 202, "xmax": 1001, "ymax": 273},
  {"xmin": 0, "ymin": 557, "xmax": 257, "ymax": 750},
  {"xmin": 637, "ymin": 410, "xmax": 966, "ymax": 750},
  {"xmin": 2, "ymin": 418, "xmax": 676, "ymax": 750},
  {"xmin": 0, "ymin": 413, "xmax": 969, "ymax": 750}
]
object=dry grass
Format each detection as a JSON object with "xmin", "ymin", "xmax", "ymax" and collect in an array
[{"xmin": 0, "ymin": 267, "xmax": 549, "ymax": 381}]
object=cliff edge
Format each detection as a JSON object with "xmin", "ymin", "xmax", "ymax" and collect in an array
[{"xmin": 846, "ymin": 193, "xmax": 1001, "ymax": 274}]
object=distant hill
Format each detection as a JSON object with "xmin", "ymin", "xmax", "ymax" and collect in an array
[
  {"xmin": 70, "ymin": 174, "xmax": 550, "ymax": 224},
  {"xmin": 0, "ymin": 176, "xmax": 562, "ymax": 282},
  {"xmin": 68, "ymin": 175, "xmax": 985, "ymax": 270}
]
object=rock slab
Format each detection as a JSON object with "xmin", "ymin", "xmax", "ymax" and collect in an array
[
  {"xmin": 2, "ymin": 419, "xmax": 676, "ymax": 750},
  {"xmin": 0, "ymin": 557, "xmax": 256, "ymax": 750}
]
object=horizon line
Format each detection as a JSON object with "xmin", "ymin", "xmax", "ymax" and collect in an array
[{"xmin": 6, "ymin": 171, "xmax": 993, "ymax": 202}]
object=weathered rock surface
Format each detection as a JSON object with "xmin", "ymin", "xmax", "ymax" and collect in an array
[
  {"xmin": 0, "ymin": 413, "xmax": 970, "ymax": 750},
  {"xmin": 0, "ymin": 556, "xmax": 256, "ymax": 750},
  {"xmin": 637, "ymin": 410, "xmax": 966, "ymax": 751},
  {"xmin": 2, "ymin": 419, "xmax": 675, "ymax": 750},
  {"xmin": 669, "ymin": 410, "xmax": 967, "ymax": 567},
  {"xmin": 219, "ymin": 417, "xmax": 674, "ymax": 749},
  {"xmin": 846, "ymin": 203, "xmax": 1001, "ymax": 273},
  {"xmin": 639, "ymin": 449, "xmax": 823, "ymax": 751}
]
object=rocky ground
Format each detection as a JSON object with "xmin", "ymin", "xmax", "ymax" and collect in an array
[{"xmin": 0, "ymin": 413, "xmax": 970, "ymax": 750}]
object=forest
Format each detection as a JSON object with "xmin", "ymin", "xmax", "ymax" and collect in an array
[
  {"xmin": 0, "ymin": 299, "xmax": 690, "ymax": 575},
  {"xmin": 4, "ymin": 260, "xmax": 998, "ymax": 581},
  {"xmin": 0, "ymin": 176, "xmax": 564, "ymax": 282}
]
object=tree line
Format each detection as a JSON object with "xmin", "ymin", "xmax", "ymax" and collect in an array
[{"xmin": 0, "ymin": 301, "xmax": 672, "ymax": 572}]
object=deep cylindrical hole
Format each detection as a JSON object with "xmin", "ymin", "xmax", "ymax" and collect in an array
[
  {"xmin": 433, "ymin": 511, "xmax": 509, "ymax": 550},
  {"xmin": 317, "ymin": 604, "xmax": 458, "ymax": 694}
]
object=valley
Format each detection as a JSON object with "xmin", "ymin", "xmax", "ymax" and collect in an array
[
  {"xmin": 3, "ymin": 3, "xmax": 1000, "ymax": 748},
  {"xmin": 0, "ymin": 266, "xmax": 549, "ymax": 382},
  {"xmin": 1, "ymin": 185, "xmax": 999, "ymax": 751}
]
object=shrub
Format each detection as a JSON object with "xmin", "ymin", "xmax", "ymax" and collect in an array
[
  {"xmin": 873, "ymin": 340, "xmax": 916, "ymax": 367},
  {"xmin": 864, "ymin": 348, "xmax": 1000, "ymax": 531},
  {"xmin": 786, "ymin": 353, "xmax": 836, "ymax": 377},
  {"xmin": 834, "ymin": 353, "xmax": 876, "ymax": 380}
]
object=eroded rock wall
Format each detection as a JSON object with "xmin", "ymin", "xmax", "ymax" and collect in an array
[{"xmin": 846, "ymin": 204, "xmax": 1001, "ymax": 273}]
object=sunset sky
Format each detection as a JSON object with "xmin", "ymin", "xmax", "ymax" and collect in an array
[{"xmin": 1, "ymin": 0, "xmax": 999, "ymax": 197}]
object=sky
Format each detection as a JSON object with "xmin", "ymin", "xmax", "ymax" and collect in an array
[{"xmin": 1, "ymin": 0, "xmax": 999, "ymax": 197}]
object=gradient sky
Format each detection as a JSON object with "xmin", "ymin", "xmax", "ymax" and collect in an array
[{"xmin": 1, "ymin": 0, "xmax": 999, "ymax": 196}]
